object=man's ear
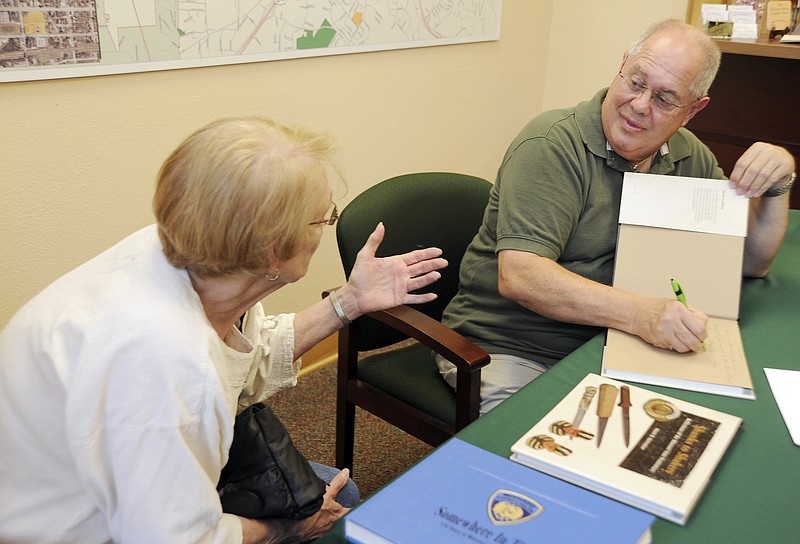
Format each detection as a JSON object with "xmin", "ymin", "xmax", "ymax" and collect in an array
[{"xmin": 680, "ymin": 96, "xmax": 710, "ymax": 127}]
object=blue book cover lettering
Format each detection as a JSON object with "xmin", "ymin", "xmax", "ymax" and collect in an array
[{"xmin": 344, "ymin": 438, "xmax": 653, "ymax": 543}]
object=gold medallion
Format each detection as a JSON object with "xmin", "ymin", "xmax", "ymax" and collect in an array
[{"xmin": 644, "ymin": 398, "xmax": 681, "ymax": 421}]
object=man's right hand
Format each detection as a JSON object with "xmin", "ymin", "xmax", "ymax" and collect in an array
[{"xmin": 632, "ymin": 297, "xmax": 708, "ymax": 352}]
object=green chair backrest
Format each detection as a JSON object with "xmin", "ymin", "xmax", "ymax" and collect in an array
[{"xmin": 336, "ymin": 172, "xmax": 492, "ymax": 351}]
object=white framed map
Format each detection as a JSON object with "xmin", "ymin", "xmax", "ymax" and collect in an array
[{"xmin": 0, "ymin": 1, "xmax": 502, "ymax": 83}]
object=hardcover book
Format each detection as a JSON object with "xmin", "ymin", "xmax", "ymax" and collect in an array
[
  {"xmin": 344, "ymin": 438, "xmax": 654, "ymax": 544},
  {"xmin": 601, "ymin": 172, "xmax": 755, "ymax": 399},
  {"xmin": 510, "ymin": 373, "xmax": 741, "ymax": 525}
]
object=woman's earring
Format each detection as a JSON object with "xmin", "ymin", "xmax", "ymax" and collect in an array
[{"xmin": 266, "ymin": 269, "xmax": 280, "ymax": 282}]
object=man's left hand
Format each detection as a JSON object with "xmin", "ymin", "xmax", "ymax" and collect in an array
[{"xmin": 729, "ymin": 142, "xmax": 795, "ymax": 198}]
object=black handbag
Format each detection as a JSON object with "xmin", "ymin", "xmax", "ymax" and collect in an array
[{"xmin": 217, "ymin": 402, "xmax": 325, "ymax": 519}]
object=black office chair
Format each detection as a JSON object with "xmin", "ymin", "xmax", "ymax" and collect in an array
[{"xmin": 329, "ymin": 172, "xmax": 492, "ymax": 472}]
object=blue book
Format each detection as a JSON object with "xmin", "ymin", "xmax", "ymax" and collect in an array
[{"xmin": 344, "ymin": 438, "xmax": 654, "ymax": 544}]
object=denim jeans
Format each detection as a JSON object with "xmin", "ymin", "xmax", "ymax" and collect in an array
[{"xmin": 308, "ymin": 462, "xmax": 361, "ymax": 507}]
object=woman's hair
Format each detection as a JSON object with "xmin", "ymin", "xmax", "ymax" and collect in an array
[
  {"xmin": 153, "ymin": 116, "xmax": 342, "ymax": 276},
  {"xmin": 627, "ymin": 19, "xmax": 721, "ymax": 99}
]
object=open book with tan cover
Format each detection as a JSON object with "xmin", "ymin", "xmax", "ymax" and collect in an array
[{"xmin": 601, "ymin": 173, "xmax": 755, "ymax": 400}]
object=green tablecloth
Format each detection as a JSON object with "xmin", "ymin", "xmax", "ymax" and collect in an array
[{"xmin": 324, "ymin": 210, "xmax": 800, "ymax": 542}]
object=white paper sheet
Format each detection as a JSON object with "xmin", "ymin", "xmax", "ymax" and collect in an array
[
  {"xmin": 764, "ymin": 368, "xmax": 800, "ymax": 446},
  {"xmin": 619, "ymin": 173, "xmax": 749, "ymax": 236}
]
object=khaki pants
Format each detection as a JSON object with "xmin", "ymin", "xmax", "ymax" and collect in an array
[{"xmin": 435, "ymin": 352, "xmax": 549, "ymax": 416}]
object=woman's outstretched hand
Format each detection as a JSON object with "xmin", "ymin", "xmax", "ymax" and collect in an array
[{"xmin": 340, "ymin": 222, "xmax": 448, "ymax": 318}]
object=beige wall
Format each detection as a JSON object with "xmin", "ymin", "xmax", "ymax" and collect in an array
[
  {"xmin": 1, "ymin": 1, "xmax": 688, "ymax": 327},
  {"xmin": 544, "ymin": 1, "xmax": 690, "ymax": 110}
]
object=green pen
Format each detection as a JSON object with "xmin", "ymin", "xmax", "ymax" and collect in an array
[
  {"xmin": 670, "ymin": 278, "xmax": 706, "ymax": 351},
  {"xmin": 670, "ymin": 278, "xmax": 687, "ymax": 305}
]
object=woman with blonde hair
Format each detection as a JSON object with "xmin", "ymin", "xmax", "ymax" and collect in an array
[{"xmin": 0, "ymin": 116, "xmax": 448, "ymax": 543}]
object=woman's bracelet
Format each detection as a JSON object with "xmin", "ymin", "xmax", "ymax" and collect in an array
[
  {"xmin": 329, "ymin": 289, "xmax": 352, "ymax": 326},
  {"xmin": 764, "ymin": 172, "xmax": 796, "ymax": 198}
]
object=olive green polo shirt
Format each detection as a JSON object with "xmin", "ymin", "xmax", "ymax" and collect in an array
[{"xmin": 443, "ymin": 88, "xmax": 724, "ymax": 365}]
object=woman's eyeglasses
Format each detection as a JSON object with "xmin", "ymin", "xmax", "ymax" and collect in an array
[{"xmin": 309, "ymin": 203, "xmax": 339, "ymax": 226}]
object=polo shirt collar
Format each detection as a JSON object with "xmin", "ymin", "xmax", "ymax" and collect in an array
[
  {"xmin": 575, "ymin": 88, "xmax": 610, "ymax": 159},
  {"xmin": 605, "ymin": 141, "xmax": 671, "ymax": 172}
]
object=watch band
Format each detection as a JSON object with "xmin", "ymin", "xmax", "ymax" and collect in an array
[{"xmin": 764, "ymin": 172, "xmax": 796, "ymax": 198}]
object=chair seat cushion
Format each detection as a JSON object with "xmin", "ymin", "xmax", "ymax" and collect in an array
[{"xmin": 358, "ymin": 343, "xmax": 457, "ymax": 426}]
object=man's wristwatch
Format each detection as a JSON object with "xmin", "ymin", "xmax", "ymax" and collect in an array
[{"xmin": 764, "ymin": 172, "xmax": 796, "ymax": 198}]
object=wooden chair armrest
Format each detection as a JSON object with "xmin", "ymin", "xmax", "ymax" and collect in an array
[
  {"xmin": 321, "ymin": 289, "xmax": 489, "ymax": 374},
  {"xmin": 365, "ymin": 305, "xmax": 490, "ymax": 374}
]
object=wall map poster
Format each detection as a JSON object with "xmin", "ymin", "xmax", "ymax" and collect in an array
[{"xmin": 0, "ymin": 1, "xmax": 502, "ymax": 83}]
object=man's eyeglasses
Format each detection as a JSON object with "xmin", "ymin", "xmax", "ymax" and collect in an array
[
  {"xmin": 618, "ymin": 71, "xmax": 691, "ymax": 113},
  {"xmin": 309, "ymin": 203, "xmax": 338, "ymax": 226}
]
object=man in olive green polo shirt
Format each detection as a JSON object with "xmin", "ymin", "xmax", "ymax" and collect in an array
[{"xmin": 437, "ymin": 19, "xmax": 795, "ymax": 414}]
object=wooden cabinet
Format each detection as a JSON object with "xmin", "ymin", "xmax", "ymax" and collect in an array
[{"xmin": 685, "ymin": 38, "xmax": 800, "ymax": 209}]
